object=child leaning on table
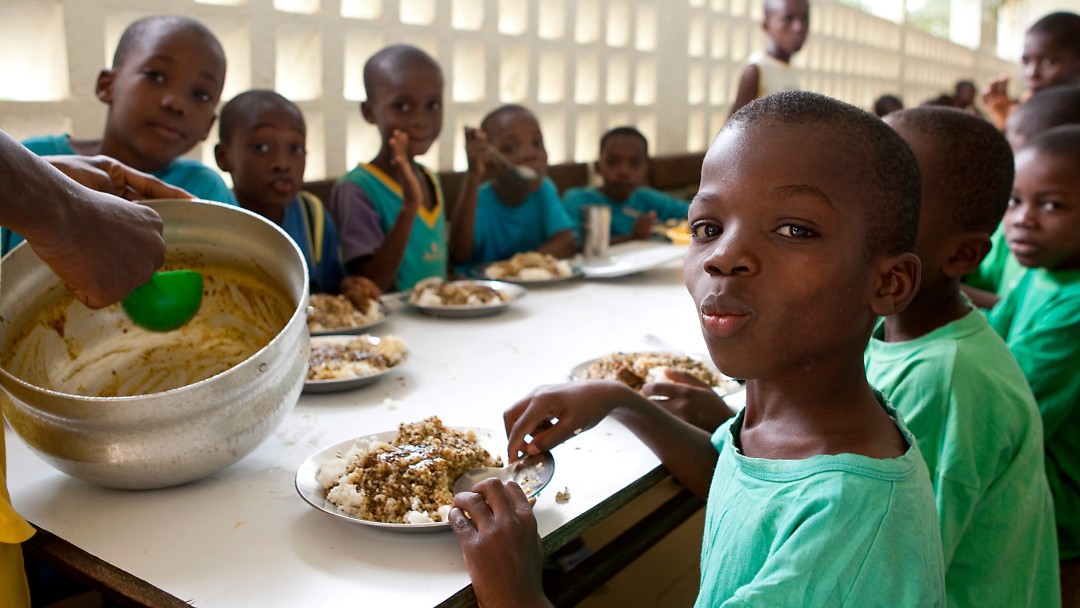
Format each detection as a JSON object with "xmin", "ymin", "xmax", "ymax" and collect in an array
[
  {"xmin": 449, "ymin": 91, "xmax": 945, "ymax": 607},
  {"xmin": 986, "ymin": 125, "xmax": 1080, "ymax": 607},
  {"xmin": 214, "ymin": 90, "xmax": 380, "ymax": 299},
  {"xmin": 562, "ymin": 126, "xmax": 690, "ymax": 245},
  {"xmin": 3, "ymin": 15, "xmax": 235, "ymax": 256},
  {"xmin": 448, "ymin": 104, "xmax": 575, "ymax": 268},
  {"xmin": 867, "ymin": 107, "xmax": 1059, "ymax": 608},
  {"xmin": 329, "ymin": 44, "xmax": 446, "ymax": 292},
  {"xmin": 728, "ymin": 0, "xmax": 810, "ymax": 117}
]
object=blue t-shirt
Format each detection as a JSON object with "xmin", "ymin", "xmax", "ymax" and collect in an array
[
  {"xmin": 4, "ymin": 134, "xmax": 237, "ymax": 255},
  {"xmin": 562, "ymin": 186, "xmax": 689, "ymax": 241},
  {"xmin": 467, "ymin": 177, "xmax": 573, "ymax": 266},
  {"xmin": 279, "ymin": 194, "xmax": 346, "ymax": 294}
]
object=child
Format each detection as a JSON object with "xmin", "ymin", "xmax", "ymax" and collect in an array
[
  {"xmin": 873, "ymin": 93, "xmax": 904, "ymax": 117},
  {"xmin": 987, "ymin": 125, "xmax": 1080, "ymax": 606},
  {"xmin": 867, "ymin": 107, "xmax": 1059, "ymax": 608},
  {"xmin": 982, "ymin": 11, "xmax": 1080, "ymax": 131},
  {"xmin": 214, "ymin": 90, "xmax": 380, "ymax": 299},
  {"xmin": 5, "ymin": 15, "xmax": 235, "ymax": 255},
  {"xmin": 964, "ymin": 84, "xmax": 1080, "ymax": 308},
  {"xmin": 329, "ymin": 44, "xmax": 446, "ymax": 292},
  {"xmin": 562, "ymin": 126, "xmax": 690, "ymax": 245},
  {"xmin": 728, "ymin": 0, "xmax": 810, "ymax": 117},
  {"xmin": 448, "ymin": 104, "xmax": 575, "ymax": 267},
  {"xmin": 449, "ymin": 91, "xmax": 945, "ymax": 607}
]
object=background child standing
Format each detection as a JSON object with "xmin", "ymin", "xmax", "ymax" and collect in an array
[
  {"xmin": 449, "ymin": 104, "xmax": 574, "ymax": 268},
  {"xmin": 449, "ymin": 92, "xmax": 944, "ymax": 607},
  {"xmin": 729, "ymin": 0, "xmax": 810, "ymax": 116},
  {"xmin": 5, "ymin": 15, "xmax": 235, "ymax": 255},
  {"xmin": 562, "ymin": 126, "xmax": 689, "ymax": 245},
  {"xmin": 330, "ymin": 44, "xmax": 445, "ymax": 291}
]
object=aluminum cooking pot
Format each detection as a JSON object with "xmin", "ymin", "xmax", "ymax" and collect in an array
[{"xmin": 0, "ymin": 199, "xmax": 309, "ymax": 489}]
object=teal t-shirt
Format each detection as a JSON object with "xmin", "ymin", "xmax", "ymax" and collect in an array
[
  {"xmin": 467, "ymin": 177, "xmax": 573, "ymax": 266},
  {"xmin": 866, "ymin": 308, "xmax": 1059, "ymax": 608},
  {"xmin": 4, "ymin": 134, "xmax": 237, "ymax": 255},
  {"xmin": 278, "ymin": 193, "xmax": 345, "ymax": 295},
  {"xmin": 988, "ymin": 267, "xmax": 1080, "ymax": 560},
  {"xmin": 963, "ymin": 223, "xmax": 1027, "ymax": 300},
  {"xmin": 331, "ymin": 163, "xmax": 447, "ymax": 291},
  {"xmin": 562, "ymin": 186, "xmax": 689, "ymax": 242},
  {"xmin": 697, "ymin": 404, "xmax": 946, "ymax": 607}
]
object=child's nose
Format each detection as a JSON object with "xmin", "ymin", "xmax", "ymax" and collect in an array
[
  {"xmin": 161, "ymin": 91, "xmax": 186, "ymax": 115},
  {"xmin": 702, "ymin": 229, "xmax": 757, "ymax": 277},
  {"xmin": 1010, "ymin": 202, "xmax": 1037, "ymax": 226}
]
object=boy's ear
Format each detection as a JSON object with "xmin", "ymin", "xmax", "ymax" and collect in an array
[
  {"xmin": 870, "ymin": 252, "xmax": 921, "ymax": 317},
  {"xmin": 213, "ymin": 142, "xmax": 230, "ymax": 172},
  {"xmin": 95, "ymin": 69, "xmax": 116, "ymax": 104},
  {"xmin": 360, "ymin": 101, "xmax": 375, "ymax": 125},
  {"xmin": 940, "ymin": 232, "xmax": 991, "ymax": 279}
]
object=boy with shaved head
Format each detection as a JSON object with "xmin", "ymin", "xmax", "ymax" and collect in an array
[{"xmin": 729, "ymin": 0, "xmax": 810, "ymax": 117}]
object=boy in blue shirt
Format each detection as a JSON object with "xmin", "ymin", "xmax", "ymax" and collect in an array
[
  {"xmin": 867, "ymin": 107, "xmax": 1059, "ymax": 608},
  {"xmin": 449, "ymin": 104, "xmax": 575, "ymax": 268},
  {"xmin": 6, "ymin": 15, "xmax": 235, "ymax": 255},
  {"xmin": 330, "ymin": 44, "xmax": 446, "ymax": 292},
  {"xmin": 987, "ymin": 125, "xmax": 1080, "ymax": 605},
  {"xmin": 448, "ymin": 92, "xmax": 945, "ymax": 607},
  {"xmin": 563, "ymin": 126, "xmax": 690, "ymax": 245},
  {"xmin": 214, "ymin": 90, "xmax": 378, "ymax": 298}
]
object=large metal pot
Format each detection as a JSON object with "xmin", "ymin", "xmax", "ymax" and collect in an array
[{"xmin": 0, "ymin": 199, "xmax": 309, "ymax": 489}]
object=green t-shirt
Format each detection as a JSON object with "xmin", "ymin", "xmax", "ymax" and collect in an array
[
  {"xmin": 989, "ymin": 268, "xmax": 1080, "ymax": 560},
  {"xmin": 866, "ymin": 308, "xmax": 1059, "ymax": 607},
  {"xmin": 697, "ymin": 404, "xmax": 945, "ymax": 607},
  {"xmin": 963, "ymin": 223, "xmax": 1027, "ymax": 299}
]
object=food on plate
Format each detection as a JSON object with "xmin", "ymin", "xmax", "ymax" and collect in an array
[
  {"xmin": 307, "ymin": 293, "xmax": 383, "ymax": 332},
  {"xmin": 580, "ymin": 351, "xmax": 739, "ymax": 393},
  {"xmin": 663, "ymin": 220, "xmax": 691, "ymax": 245},
  {"xmin": 307, "ymin": 335, "xmax": 407, "ymax": 381},
  {"xmin": 408, "ymin": 278, "xmax": 508, "ymax": 307},
  {"xmin": 316, "ymin": 417, "xmax": 502, "ymax": 524},
  {"xmin": 483, "ymin": 251, "xmax": 573, "ymax": 281}
]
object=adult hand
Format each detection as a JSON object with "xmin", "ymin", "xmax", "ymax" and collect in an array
[
  {"xmin": 389, "ymin": 130, "xmax": 422, "ymax": 215},
  {"xmin": 642, "ymin": 368, "xmax": 735, "ymax": 433},
  {"xmin": 46, "ymin": 155, "xmax": 192, "ymax": 201},
  {"xmin": 449, "ymin": 479, "xmax": 551, "ymax": 608},
  {"xmin": 504, "ymin": 380, "xmax": 643, "ymax": 461}
]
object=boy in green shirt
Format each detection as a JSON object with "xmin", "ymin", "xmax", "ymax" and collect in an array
[
  {"xmin": 988, "ymin": 124, "xmax": 1080, "ymax": 606},
  {"xmin": 447, "ymin": 92, "xmax": 945, "ymax": 607},
  {"xmin": 867, "ymin": 107, "xmax": 1059, "ymax": 608}
]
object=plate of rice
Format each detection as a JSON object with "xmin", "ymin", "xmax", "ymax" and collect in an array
[
  {"xmin": 304, "ymin": 334, "xmax": 407, "ymax": 393},
  {"xmin": 307, "ymin": 293, "xmax": 388, "ymax": 336},
  {"xmin": 480, "ymin": 252, "xmax": 581, "ymax": 284},
  {"xmin": 569, "ymin": 351, "xmax": 744, "ymax": 396},
  {"xmin": 295, "ymin": 417, "xmax": 506, "ymax": 532},
  {"xmin": 406, "ymin": 278, "xmax": 525, "ymax": 318}
]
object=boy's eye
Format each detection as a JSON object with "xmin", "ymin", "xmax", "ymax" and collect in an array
[
  {"xmin": 395, "ymin": 102, "xmax": 412, "ymax": 112},
  {"xmin": 428, "ymin": 100, "xmax": 442, "ymax": 111},
  {"xmin": 776, "ymin": 224, "xmax": 815, "ymax": 238},
  {"xmin": 690, "ymin": 221, "xmax": 720, "ymax": 239},
  {"xmin": 289, "ymin": 144, "xmax": 306, "ymax": 156},
  {"xmin": 1008, "ymin": 195, "xmax": 1022, "ymax": 207},
  {"xmin": 253, "ymin": 143, "xmax": 270, "ymax": 153},
  {"xmin": 194, "ymin": 89, "xmax": 213, "ymax": 103},
  {"xmin": 143, "ymin": 70, "xmax": 165, "ymax": 83},
  {"xmin": 1041, "ymin": 200, "xmax": 1064, "ymax": 211}
]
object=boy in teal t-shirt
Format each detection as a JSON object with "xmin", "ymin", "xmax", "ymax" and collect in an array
[
  {"xmin": 330, "ymin": 44, "xmax": 447, "ymax": 291},
  {"xmin": 987, "ymin": 124, "xmax": 1080, "ymax": 604},
  {"xmin": 3, "ymin": 16, "xmax": 235, "ymax": 256},
  {"xmin": 449, "ymin": 105, "xmax": 575, "ymax": 269},
  {"xmin": 867, "ymin": 108, "xmax": 1059, "ymax": 608},
  {"xmin": 562, "ymin": 126, "xmax": 689, "ymax": 245},
  {"xmin": 444, "ymin": 92, "xmax": 945, "ymax": 607}
]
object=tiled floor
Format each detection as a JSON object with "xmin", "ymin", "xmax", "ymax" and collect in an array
[{"xmin": 575, "ymin": 478, "xmax": 704, "ymax": 607}]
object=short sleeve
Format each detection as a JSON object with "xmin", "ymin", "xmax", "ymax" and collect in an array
[
  {"xmin": 538, "ymin": 179, "xmax": 573, "ymax": 239},
  {"xmin": 330, "ymin": 181, "xmax": 385, "ymax": 264}
]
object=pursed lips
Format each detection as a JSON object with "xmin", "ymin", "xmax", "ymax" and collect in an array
[{"xmin": 699, "ymin": 294, "xmax": 753, "ymax": 338}]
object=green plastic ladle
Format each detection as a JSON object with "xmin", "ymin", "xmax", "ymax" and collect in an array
[{"xmin": 121, "ymin": 270, "xmax": 204, "ymax": 332}]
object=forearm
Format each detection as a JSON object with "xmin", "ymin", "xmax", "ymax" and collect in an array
[
  {"xmin": 361, "ymin": 209, "xmax": 417, "ymax": 291},
  {"xmin": 537, "ymin": 230, "xmax": 575, "ymax": 259},
  {"xmin": 0, "ymin": 132, "xmax": 77, "ymax": 240},
  {"xmin": 449, "ymin": 172, "xmax": 482, "ymax": 263},
  {"xmin": 611, "ymin": 398, "xmax": 718, "ymax": 499}
]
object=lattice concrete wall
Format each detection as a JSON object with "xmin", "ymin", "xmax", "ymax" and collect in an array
[{"xmin": 0, "ymin": 0, "xmax": 1017, "ymax": 183}]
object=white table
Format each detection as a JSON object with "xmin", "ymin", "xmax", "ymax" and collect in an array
[{"xmin": 7, "ymin": 242, "xmax": 716, "ymax": 607}]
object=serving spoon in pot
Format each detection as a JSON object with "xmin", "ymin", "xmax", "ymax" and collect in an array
[
  {"xmin": 453, "ymin": 451, "xmax": 555, "ymax": 499},
  {"xmin": 121, "ymin": 270, "xmax": 203, "ymax": 332}
]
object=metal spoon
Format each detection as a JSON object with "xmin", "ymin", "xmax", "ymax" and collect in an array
[
  {"xmin": 121, "ymin": 270, "xmax": 203, "ymax": 332},
  {"xmin": 452, "ymin": 451, "xmax": 555, "ymax": 499},
  {"xmin": 484, "ymin": 143, "xmax": 540, "ymax": 182}
]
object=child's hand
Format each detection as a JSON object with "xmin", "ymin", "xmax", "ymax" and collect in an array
[
  {"xmin": 389, "ymin": 129, "xmax": 423, "ymax": 214},
  {"xmin": 504, "ymin": 380, "xmax": 642, "ymax": 461},
  {"xmin": 46, "ymin": 155, "xmax": 193, "ymax": 201},
  {"xmin": 631, "ymin": 211, "xmax": 657, "ymax": 240},
  {"xmin": 463, "ymin": 127, "xmax": 489, "ymax": 177},
  {"xmin": 340, "ymin": 275, "xmax": 382, "ymax": 304},
  {"xmin": 981, "ymin": 75, "xmax": 1013, "ymax": 129},
  {"xmin": 642, "ymin": 368, "xmax": 735, "ymax": 433},
  {"xmin": 449, "ymin": 479, "xmax": 550, "ymax": 608}
]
